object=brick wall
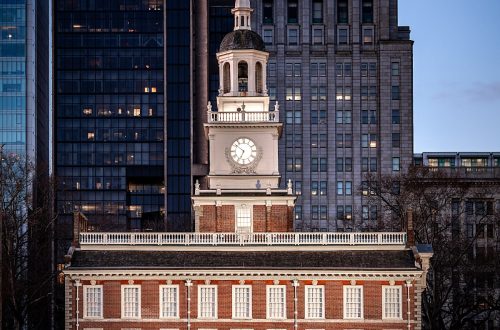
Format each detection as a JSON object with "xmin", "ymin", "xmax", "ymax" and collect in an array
[
  {"xmin": 198, "ymin": 205, "xmax": 290, "ymax": 232},
  {"xmin": 70, "ymin": 278, "xmax": 417, "ymax": 330}
]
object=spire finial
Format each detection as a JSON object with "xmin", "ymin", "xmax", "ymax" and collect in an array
[{"xmin": 232, "ymin": 0, "xmax": 253, "ymax": 31}]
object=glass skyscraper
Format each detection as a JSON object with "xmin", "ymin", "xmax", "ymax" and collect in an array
[
  {"xmin": 54, "ymin": 0, "xmax": 192, "ymax": 257},
  {"xmin": 0, "ymin": 0, "xmax": 49, "ymax": 165}
]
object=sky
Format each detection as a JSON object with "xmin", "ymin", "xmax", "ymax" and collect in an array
[{"xmin": 398, "ymin": 0, "xmax": 500, "ymax": 152}]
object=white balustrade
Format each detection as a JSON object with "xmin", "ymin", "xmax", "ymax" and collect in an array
[
  {"xmin": 207, "ymin": 110, "xmax": 279, "ymax": 123},
  {"xmin": 80, "ymin": 232, "xmax": 407, "ymax": 246}
]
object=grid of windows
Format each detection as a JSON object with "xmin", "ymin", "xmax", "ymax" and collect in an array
[
  {"xmin": 383, "ymin": 286, "xmax": 402, "ymax": 319},
  {"xmin": 266, "ymin": 285, "xmax": 286, "ymax": 319},
  {"xmin": 198, "ymin": 286, "xmax": 217, "ymax": 319},
  {"xmin": 121, "ymin": 285, "xmax": 141, "ymax": 319},
  {"xmin": 160, "ymin": 285, "xmax": 178, "ymax": 318},
  {"xmin": 83, "ymin": 285, "xmax": 103, "ymax": 318},
  {"xmin": 232, "ymin": 285, "xmax": 252, "ymax": 319},
  {"xmin": 305, "ymin": 285, "xmax": 324, "ymax": 319},
  {"xmin": 344, "ymin": 286, "xmax": 363, "ymax": 319},
  {"xmin": 54, "ymin": 0, "xmax": 181, "ymax": 237}
]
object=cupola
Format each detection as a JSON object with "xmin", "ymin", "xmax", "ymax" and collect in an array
[{"xmin": 217, "ymin": 0, "xmax": 268, "ymax": 97}]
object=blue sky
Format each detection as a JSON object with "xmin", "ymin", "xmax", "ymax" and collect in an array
[{"xmin": 398, "ymin": 0, "xmax": 500, "ymax": 152}]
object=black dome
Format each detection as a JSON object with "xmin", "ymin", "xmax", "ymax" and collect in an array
[{"xmin": 219, "ymin": 29, "xmax": 266, "ymax": 52}]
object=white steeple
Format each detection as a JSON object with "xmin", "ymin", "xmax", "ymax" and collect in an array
[{"xmin": 232, "ymin": 0, "xmax": 253, "ymax": 30}]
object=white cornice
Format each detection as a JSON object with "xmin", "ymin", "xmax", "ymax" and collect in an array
[
  {"xmin": 192, "ymin": 195, "xmax": 296, "ymax": 207},
  {"xmin": 65, "ymin": 269, "xmax": 423, "ymax": 281}
]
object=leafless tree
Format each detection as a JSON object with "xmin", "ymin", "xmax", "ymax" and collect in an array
[
  {"xmin": 1, "ymin": 153, "xmax": 56, "ymax": 329},
  {"xmin": 363, "ymin": 166, "xmax": 500, "ymax": 329}
]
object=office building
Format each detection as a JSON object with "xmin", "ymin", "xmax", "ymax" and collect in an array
[
  {"xmin": 1, "ymin": 0, "xmax": 50, "ymax": 328},
  {"xmin": 414, "ymin": 152, "xmax": 499, "ymax": 329},
  {"xmin": 193, "ymin": 0, "xmax": 414, "ymax": 232},
  {"xmin": 0, "ymin": 0, "xmax": 49, "ymax": 170},
  {"xmin": 53, "ymin": 1, "xmax": 192, "ymax": 259}
]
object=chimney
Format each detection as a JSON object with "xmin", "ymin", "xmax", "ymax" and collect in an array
[{"xmin": 406, "ymin": 208, "xmax": 415, "ymax": 247}]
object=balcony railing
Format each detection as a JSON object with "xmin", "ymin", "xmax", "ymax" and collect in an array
[
  {"xmin": 79, "ymin": 232, "xmax": 406, "ymax": 246},
  {"xmin": 207, "ymin": 110, "xmax": 279, "ymax": 123}
]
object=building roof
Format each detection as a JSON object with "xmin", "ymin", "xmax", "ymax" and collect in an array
[
  {"xmin": 68, "ymin": 249, "xmax": 418, "ymax": 271},
  {"xmin": 219, "ymin": 29, "xmax": 265, "ymax": 52}
]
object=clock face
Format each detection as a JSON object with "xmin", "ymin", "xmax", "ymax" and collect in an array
[{"xmin": 230, "ymin": 138, "xmax": 257, "ymax": 165}]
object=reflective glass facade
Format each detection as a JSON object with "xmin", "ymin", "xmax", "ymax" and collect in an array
[
  {"xmin": 165, "ymin": 1, "xmax": 191, "ymax": 231},
  {"xmin": 208, "ymin": 0, "xmax": 233, "ymax": 108},
  {"xmin": 0, "ymin": 0, "xmax": 27, "ymax": 154},
  {"xmin": 54, "ymin": 0, "xmax": 167, "ymax": 250}
]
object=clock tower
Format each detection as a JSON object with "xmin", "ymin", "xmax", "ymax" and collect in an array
[{"xmin": 192, "ymin": 0, "xmax": 295, "ymax": 233}]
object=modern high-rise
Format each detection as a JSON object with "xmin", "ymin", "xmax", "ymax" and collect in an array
[
  {"xmin": 1, "ymin": 0, "xmax": 50, "ymax": 327},
  {"xmin": 0, "ymin": 0, "xmax": 49, "ymax": 169},
  {"xmin": 53, "ymin": 1, "xmax": 192, "ymax": 258},
  {"xmin": 53, "ymin": 0, "xmax": 413, "ymax": 253},
  {"xmin": 194, "ymin": 0, "xmax": 414, "ymax": 231}
]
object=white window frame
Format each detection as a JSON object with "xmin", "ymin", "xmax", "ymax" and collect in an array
[
  {"xmin": 159, "ymin": 285, "xmax": 179, "ymax": 319},
  {"xmin": 266, "ymin": 285, "xmax": 286, "ymax": 320},
  {"xmin": 343, "ymin": 285, "xmax": 363, "ymax": 319},
  {"xmin": 198, "ymin": 285, "xmax": 218, "ymax": 319},
  {"xmin": 232, "ymin": 285, "xmax": 252, "ymax": 319},
  {"xmin": 382, "ymin": 285, "xmax": 403, "ymax": 319},
  {"xmin": 305, "ymin": 285, "xmax": 325, "ymax": 319},
  {"xmin": 83, "ymin": 285, "xmax": 103, "ymax": 319},
  {"xmin": 235, "ymin": 205, "xmax": 252, "ymax": 233},
  {"xmin": 121, "ymin": 285, "xmax": 141, "ymax": 319}
]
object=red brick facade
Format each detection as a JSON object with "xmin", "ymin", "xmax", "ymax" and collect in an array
[
  {"xmin": 68, "ymin": 278, "xmax": 418, "ymax": 330},
  {"xmin": 198, "ymin": 205, "xmax": 293, "ymax": 232}
]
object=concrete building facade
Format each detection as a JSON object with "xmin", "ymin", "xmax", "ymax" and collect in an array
[{"xmin": 193, "ymin": 0, "xmax": 414, "ymax": 232}]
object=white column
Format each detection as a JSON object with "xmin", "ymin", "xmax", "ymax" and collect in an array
[
  {"xmin": 231, "ymin": 59, "xmax": 239, "ymax": 95},
  {"xmin": 247, "ymin": 59, "xmax": 255, "ymax": 95}
]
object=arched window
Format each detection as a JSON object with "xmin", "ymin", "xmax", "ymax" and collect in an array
[
  {"xmin": 255, "ymin": 62, "xmax": 263, "ymax": 94},
  {"xmin": 238, "ymin": 61, "xmax": 248, "ymax": 92},
  {"xmin": 223, "ymin": 62, "xmax": 231, "ymax": 93}
]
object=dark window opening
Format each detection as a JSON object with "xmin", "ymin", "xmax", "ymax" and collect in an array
[
  {"xmin": 238, "ymin": 61, "xmax": 248, "ymax": 92},
  {"xmin": 312, "ymin": 0, "xmax": 323, "ymax": 23},
  {"xmin": 288, "ymin": 0, "xmax": 298, "ymax": 23},
  {"xmin": 223, "ymin": 62, "xmax": 230, "ymax": 93},
  {"xmin": 337, "ymin": 0, "xmax": 348, "ymax": 24},
  {"xmin": 263, "ymin": 0, "xmax": 274, "ymax": 24},
  {"xmin": 255, "ymin": 62, "xmax": 263, "ymax": 93},
  {"xmin": 362, "ymin": 0, "xmax": 373, "ymax": 23}
]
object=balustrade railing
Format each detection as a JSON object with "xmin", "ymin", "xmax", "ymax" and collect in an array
[
  {"xmin": 79, "ymin": 232, "xmax": 406, "ymax": 246},
  {"xmin": 207, "ymin": 110, "xmax": 279, "ymax": 123}
]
